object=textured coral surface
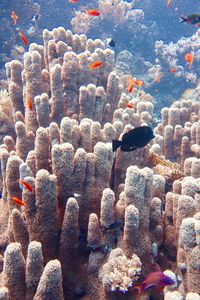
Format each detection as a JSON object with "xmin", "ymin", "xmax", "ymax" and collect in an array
[{"xmin": 0, "ymin": 26, "xmax": 200, "ymax": 300}]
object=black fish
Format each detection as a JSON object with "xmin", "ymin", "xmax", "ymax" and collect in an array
[
  {"xmin": 32, "ymin": 14, "xmax": 39, "ymax": 22},
  {"xmin": 102, "ymin": 220, "xmax": 123, "ymax": 232},
  {"xmin": 86, "ymin": 243, "xmax": 112, "ymax": 254},
  {"xmin": 180, "ymin": 14, "xmax": 200, "ymax": 25},
  {"xmin": 194, "ymin": 189, "xmax": 200, "ymax": 194},
  {"xmin": 0, "ymin": 192, "xmax": 2, "ymax": 199},
  {"xmin": 108, "ymin": 38, "xmax": 115, "ymax": 47},
  {"xmin": 112, "ymin": 126, "xmax": 155, "ymax": 152}
]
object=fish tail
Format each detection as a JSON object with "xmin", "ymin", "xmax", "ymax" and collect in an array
[
  {"xmin": 179, "ymin": 16, "xmax": 186, "ymax": 23},
  {"xmin": 112, "ymin": 140, "xmax": 122, "ymax": 152}
]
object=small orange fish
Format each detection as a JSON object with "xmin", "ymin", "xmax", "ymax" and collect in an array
[
  {"xmin": 126, "ymin": 103, "xmax": 134, "ymax": 108},
  {"xmin": 89, "ymin": 61, "xmax": 103, "ymax": 69},
  {"xmin": 167, "ymin": 0, "xmax": 171, "ymax": 8},
  {"xmin": 19, "ymin": 30, "xmax": 28, "ymax": 46},
  {"xmin": 169, "ymin": 68, "xmax": 177, "ymax": 73},
  {"xmin": 128, "ymin": 77, "xmax": 134, "ymax": 93},
  {"xmin": 26, "ymin": 96, "xmax": 33, "ymax": 110},
  {"xmin": 18, "ymin": 179, "xmax": 33, "ymax": 192},
  {"xmin": 11, "ymin": 11, "xmax": 18, "ymax": 25},
  {"xmin": 154, "ymin": 76, "xmax": 161, "ymax": 83},
  {"xmin": 69, "ymin": 0, "xmax": 79, "ymax": 3},
  {"xmin": 12, "ymin": 196, "xmax": 27, "ymax": 208},
  {"xmin": 86, "ymin": 9, "xmax": 100, "ymax": 16},
  {"xmin": 133, "ymin": 79, "xmax": 144, "ymax": 87},
  {"xmin": 185, "ymin": 53, "xmax": 194, "ymax": 65}
]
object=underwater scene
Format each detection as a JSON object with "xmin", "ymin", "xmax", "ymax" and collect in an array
[{"xmin": 1, "ymin": 0, "xmax": 200, "ymax": 299}]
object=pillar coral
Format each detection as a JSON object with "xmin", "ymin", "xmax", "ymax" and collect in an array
[
  {"xmin": 152, "ymin": 99, "xmax": 200, "ymax": 168},
  {"xmin": 5, "ymin": 60, "xmax": 24, "ymax": 115},
  {"xmin": 34, "ymin": 259, "xmax": 64, "ymax": 300},
  {"xmin": 25, "ymin": 241, "xmax": 44, "ymax": 300},
  {"xmin": 5, "ymin": 28, "xmax": 121, "ymax": 132},
  {"xmin": 178, "ymin": 217, "xmax": 200, "ymax": 295},
  {"xmin": 1, "ymin": 21, "xmax": 200, "ymax": 300},
  {"xmin": 2, "ymin": 243, "xmax": 26, "ymax": 300},
  {"xmin": 59, "ymin": 198, "xmax": 79, "ymax": 296},
  {"xmin": 118, "ymin": 166, "xmax": 157, "ymax": 274},
  {"xmin": 0, "ymin": 90, "xmax": 15, "ymax": 143},
  {"xmin": 162, "ymin": 168, "xmax": 200, "ymax": 296},
  {"xmin": 1, "ymin": 241, "xmax": 64, "ymax": 300}
]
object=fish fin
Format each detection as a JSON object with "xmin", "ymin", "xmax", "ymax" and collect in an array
[
  {"xmin": 179, "ymin": 16, "xmax": 186, "ymax": 23},
  {"xmin": 112, "ymin": 140, "xmax": 122, "ymax": 152}
]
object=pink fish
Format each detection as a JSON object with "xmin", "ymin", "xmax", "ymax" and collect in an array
[
  {"xmin": 167, "ymin": 0, "xmax": 171, "ymax": 8},
  {"xmin": 132, "ymin": 271, "xmax": 175, "ymax": 296}
]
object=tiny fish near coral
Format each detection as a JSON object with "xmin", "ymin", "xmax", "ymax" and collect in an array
[
  {"xmin": 12, "ymin": 196, "xmax": 27, "ymax": 208},
  {"xmin": 11, "ymin": 11, "xmax": 18, "ymax": 25},
  {"xmin": 18, "ymin": 179, "xmax": 33, "ymax": 192},
  {"xmin": 107, "ymin": 38, "xmax": 115, "ymax": 47},
  {"xmin": 133, "ymin": 79, "xmax": 144, "ymax": 87},
  {"xmin": 132, "ymin": 271, "xmax": 175, "ymax": 296},
  {"xmin": 19, "ymin": 30, "xmax": 29, "ymax": 46},
  {"xmin": 26, "ymin": 96, "xmax": 33, "ymax": 110},
  {"xmin": 86, "ymin": 9, "xmax": 100, "ymax": 16},
  {"xmin": 167, "ymin": 0, "xmax": 171, "ymax": 8},
  {"xmin": 32, "ymin": 14, "xmax": 39, "ymax": 22},
  {"xmin": 128, "ymin": 77, "xmax": 134, "ymax": 93},
  {"xmin": 185, "ymin": 53, "xmax": 194, "ymax": 65},
  {"xmin": 112, "ymin": 126, "xmax": 155, "ymax": 152},
  {"xmin": 180, "ymin": 14, "xmax": 200, "ymax": 26},
  {"xmin": 102, "ymin": 220, "xmax": 123, "ymax": 233},
  {"xmin": 89, "ymin": 61, "xmax": 103, "ymax": 69},
  {"xmin": 126, "ymin": 103, "xmax": 134, "ymax": 108},
  {"xmin": 169, "ymin": 68, "xmax": 177, "ymax": 73}
]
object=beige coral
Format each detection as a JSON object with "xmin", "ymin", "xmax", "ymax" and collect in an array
[{"xmin": 99, "ymin": 248, "xmax": 142, "ymax": 292}]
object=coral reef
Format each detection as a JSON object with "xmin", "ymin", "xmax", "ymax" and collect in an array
[
  {"xmin": 0, "ymin": 90, "xmax": 15, "ymax": 143},
  {"xmin": 155, "ymin": 29, "xmax": 200, "ymax": 83},
  {"xmin": 0, "ymin": 25, "xmax": 200, "ymax": 300},
  {"xmin": 71, "ymin": 0, "xmax": 147, "ymax": 35}
]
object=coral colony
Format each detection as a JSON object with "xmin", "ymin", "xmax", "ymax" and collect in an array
[
  {"xmin": 0, "ymin": 26, "xmax": 199, "ymax": 300},
  {"xmin": 1, "ymin": 0, "xmax": 200, "ymax": 299}
]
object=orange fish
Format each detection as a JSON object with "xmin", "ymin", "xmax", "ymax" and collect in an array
[
  {"xmin": 26, "ymin": 96, "xmax": 33, "ymax": 110},
  {"xmin": 69, "ymin": 0, "xmax": 79, "ymax": 2},
  {"xmin": 133, "ymin": 79, "xmax": 144, "ymax": 87},
  {"xmin": 19, "ymin": 30, "xmax": 28, "ymax": 46},
  {"xmin": 89, "ymin": 61, "xmax": 103, "ymax": 69},
  {"xmin": 128, "ymin": 77, "xmax": 134, "ymax": 93},
  {"xmin": 185, "ymin": 53, "xmax": 194, "ymax": 65},
  {"xmin": 12, "ymin": 196, "xmax": 27, "ymax": 208},
  {"xmin": 86, "ymin": 9, "xmax": 100, "ymax": 16},
  {"xmin": 167, "ymin": 0, "xmax": 171, "ymax": 8},
  {"xmin": 154, "ymin": 76, "xmax": 161, "ymax": 83},
  {"xmin": 126, "ymin": 103, "xmax": 134, "ymax": 108},
  {"xmin": 11, "ymin": 11, "xmax": 18, "ymax": 25},
  {"xmin": 169, "ymin": 68, "xmax": 177, "ymax": 73},
  {"xmin": 18, "ymin": 179, "xmax": 33, "ymax": 192}
]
